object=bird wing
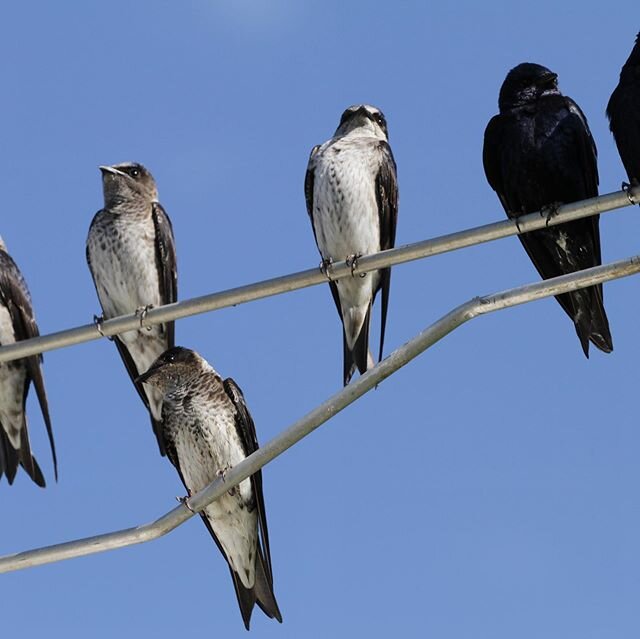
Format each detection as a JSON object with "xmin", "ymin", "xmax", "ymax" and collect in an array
[
  {"xmin": 374, "ymin": 140, "xmax": 398, "ymax": 362},
  {"xmin": 0, "ymin": 250, "xmax": 57, "ymax": 480},
  {"xmin": 304, "ymin": 144, "xmax": 321, "ymax": 244},
  {"xmin": 607, "ymin": 83, "xmax": 640, "ymax": 184},
  {"xmin": 482, "ymin": 114, "xmax": 512, "ymax": 214},
  {"xmin": 222, "ymin": 377, "xmax": 274, "ymax": 582},
  {"xmin": 304, "ymin": 144, "xmax": 344, "ymax": 329},
  {"xmin": 151, "ymin": 202, "xmax": 178, "ymax": 346}
]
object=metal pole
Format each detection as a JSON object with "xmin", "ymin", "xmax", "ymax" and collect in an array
[
  {"xmin": 0, "ymin": 186, "xmax": 637, "ymax": 364},
  {"xmin": 0, "ymin": 253, "xmax": 638, "ymax": 574}
]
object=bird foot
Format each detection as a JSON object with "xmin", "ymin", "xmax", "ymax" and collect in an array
[
  {"xmin": 217, "ymin": 466, "xmax": 238, "ymax": 496},
  {"xmin": 345, "ymin": 253, "xmax": 366, "ymax": 278},
  {"xmin": 216, "ymin": 466, "xmax": 231, "ymax": 482},
  {"xmin": 93, "ymin": 314, "xmax": 114, "ymax": 341},
  {"xmin": 319, "ymin": 257, "xmax": 334, "ymax": 280},
  {"xmin": 622, "ymin": 182, "xmax": 637, "ymax": 205},
  {"xmin": 176, "ymin": 495, "xmax": 195, "ymax": 513},
  {"xmin": 135, "ymin": 304, "xmax": 154, "ymax": 331},
  {"xmin": 540, "ymin": 201, "xmax": 562, "ymax": 227}
]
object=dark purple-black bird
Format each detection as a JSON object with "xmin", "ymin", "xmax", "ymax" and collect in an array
[
  {"xmin": 86, "ymin": 162, "xmax": 177, "ymax": 455},
  {"xmin": 483, "ymin": 63, "xmax": 613, "ymax": 357},
  {"xmin": 0, "ymin": 236, "xmax": 56, "ymax": 486},
  {"xmin": 607, "ymin": 32, "xmax": 640, "ymax": 188},
  {"xmin": 137, "ymin": 347, "xmax": 282, "ymax": 630}
]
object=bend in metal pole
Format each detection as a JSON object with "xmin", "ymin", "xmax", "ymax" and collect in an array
[
  {"xmin": 0, "ymin": 187, "xmax": 637, "ymax": 365},
  {"xmin": 1, "ymin": 254, "xmax": 638, "ymax": 574}
]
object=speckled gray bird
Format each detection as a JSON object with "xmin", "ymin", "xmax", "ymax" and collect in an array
[
  {"xmin": 137, "ymin": 347, "xmax": 282, "ymax": 630},
  {"xmin": 305, "ymin": 104, "xmax": 398, "ymax": 385},
  {"xmin": 0, "ymin": 236, "xmax": 56, "ymax": 486},
  {"xmin": 86, "ymin": 162, "xmax": 177, "ymax": 454}
]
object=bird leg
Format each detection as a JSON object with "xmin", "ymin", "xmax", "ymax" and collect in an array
[
  {"xmin": 319, "ymin": 257, "xmax": 334, "ymax": 280},
  {"xmin": 540, "ymin": 201, "xmax": 562, "ymax": 227},
  {"xmin": 93, "ymin": 314, "xmax": 114, "ymax": 341},
  {"xmin": 346, "ymin": 253, "xmax": 365, "ymax": 278},
  {"xmin": 135, "ymin": 304, "xmax": 154, "ymax": 331},
  {"xmin": 622, "ymin": 182, "xmax": 637, "ymax": 205}
]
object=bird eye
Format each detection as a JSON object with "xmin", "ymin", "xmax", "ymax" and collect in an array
[{"xmin": 130, "ymin": 168, "xmax": 140, "ymax": 178}]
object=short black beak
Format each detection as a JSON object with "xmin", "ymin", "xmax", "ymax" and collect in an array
[
  {"xmin": 136, "ymin": 364, "xmax": 160, "ymax": 385},
  {"xmin": 539, "ymin": 71, "xmax": 558, "ymax": 85},
  {"xmin": 99, "ymin": 165, "xmax": 126, "ymax": 177}
]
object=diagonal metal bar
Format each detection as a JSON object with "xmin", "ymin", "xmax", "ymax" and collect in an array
[
  {"xmin": 0, "ymin": 186, "xmax": 637, "ymax": 365},
  {"xmin": 1, "ymin": 253, "xmax": 638, "ymax": 574}
]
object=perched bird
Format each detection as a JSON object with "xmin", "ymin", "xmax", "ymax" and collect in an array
[
  {"xmin": 0, "ymin": 237, "xmax": 56, "ymax": 486},
  {"xmin": 86, "ymin": 162, "xmax": 177, "ymax": 454},
  {"xmin": 137, "ymin": 347, "xmax": 282, "ymax": 630},
  {"xmin": 483, "ymin": 63, "xmax": 613, "ymax": 357},
  {"xmin": 305, "ymin": 104, "xmax": 398, "ymax": 385},
  {"xmin": 607, "ymin": 32, "xmax": 640, "ymax": 188}
]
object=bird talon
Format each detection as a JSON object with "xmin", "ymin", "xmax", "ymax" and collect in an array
[
  {"xmin": 216, "ymin": 466, "xmax": 230, "ymax": 482},
  {"xmin": 176, "ymin": 495, "xmax": 195, "ymax": 513},
  {"xmin": 345, "ymin": 254, "xmax": 361, "ymax": 277},
  {"xmin": 319, "ymin": 258, "xmax": 334, "ymax": 280},
  {"xmin": 135, "ymin": 304, "xmax": 154, "ymax": 331},
  {"xmin": 93, "ymin": 314, "xmax": 114, "ymax": 341},
  {"xmin": 540, "ymin": 202, "xmax": 561, "ymax": 227},
  {"xmin": 622, "ymin": 182, "xmax": 637, "ymax": 205}
]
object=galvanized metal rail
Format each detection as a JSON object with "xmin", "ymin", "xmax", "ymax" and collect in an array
[
  {"xmin": 1, "ymin": 253, "xmax": 639, "ymax": 573},
  {"xmin": 0, "ymin": 186, "xmax": 637, "ymax": 364}
]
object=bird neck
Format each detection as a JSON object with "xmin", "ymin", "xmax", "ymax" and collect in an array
[{"xmin": 106, "ymin": 198, "xmax": 153, "ymax": 217}]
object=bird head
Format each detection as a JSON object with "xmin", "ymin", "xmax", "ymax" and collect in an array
[
  {"xmin": 334, "ymin": 104, "xmax": 389, "ymax": 140},
  {"xmin": 498, "ymin": 63, "xmax": 559, "ymax": 112},
  {"xmin": 99, "ymin": 162, "xmax": 158, "ymax": 209},
  {"xmin": 136, "ymin": 347, "xmax": 201, "ymax": 392}
]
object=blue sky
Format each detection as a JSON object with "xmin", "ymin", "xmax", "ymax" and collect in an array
[{"xmin": 1, "ymin": 1, "xmax": 639, "ymax": 637}]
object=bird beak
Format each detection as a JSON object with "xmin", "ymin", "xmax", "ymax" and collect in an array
[
  {"xmin": 540, "ymin": 71, "xmax": 558, "ymax": 85},
  {"xmin": 136, "ymin": 364, "xmax": 162, "ymax": 385},
  {"xmin": 99, "ymin": 165, "xmax": 127, "ymax": 177}
]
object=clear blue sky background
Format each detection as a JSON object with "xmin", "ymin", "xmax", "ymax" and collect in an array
[{"xmin": 1, "ymin": 2, "xmax": 639, "ymax": 637}]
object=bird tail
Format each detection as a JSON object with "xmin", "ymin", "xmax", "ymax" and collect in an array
[
  {"xmin": 0, "ymin": 419, "xmax": 45, "ymax": 487},
  {"xmin": 572, "ymin": 284, "xmax": 613, "ymax": 358},
  {"xmin": 229, "ymin": 547, "xmax": 282, "ymax": 631},
  {"xmin": 343, "ymin": 303, "xmax": 372, "ymax": 386},
  {"xmin": 253, "ymin": 547, "xmax": 283, "ymax": 625}
]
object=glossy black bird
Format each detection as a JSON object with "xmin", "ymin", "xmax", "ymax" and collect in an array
[
  {"xmin": 86, "ymin": 162, "xmax": 177, "ymax": 454},
  {"xmin": 305, "ymin": 104, "xmax": 398, "ymax": 385},
  {"xmin": 137, "ymin": 347, "xmax": 282, "ymax": 630},
  {"xmin": 483, "ymin": 63, "xmax": 613, "ymax": 356},
  {"xmin": 607, "ymin": 32, "xmax": 640, "ymax": 188},
  {"xmin": 0, "ymin": 237, "xmax": 56, "ymax": 486}
]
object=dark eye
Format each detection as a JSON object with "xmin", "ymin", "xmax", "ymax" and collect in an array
[
  {"xmin": 374, "ymin": 114, "xmax": 384, "ymax": 125},
  {"xmin": 129, "ymin": 168, "xmax": 140, "ymax": 178}
]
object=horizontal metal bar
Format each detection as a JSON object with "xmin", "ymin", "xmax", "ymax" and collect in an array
[
  {"xmin": 0, "ymin": 186, "xmax": 637, "ymax": 365},
  {"xmin": 1, "ymin": 253, "xmax": 638, "ymax": 574}
]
